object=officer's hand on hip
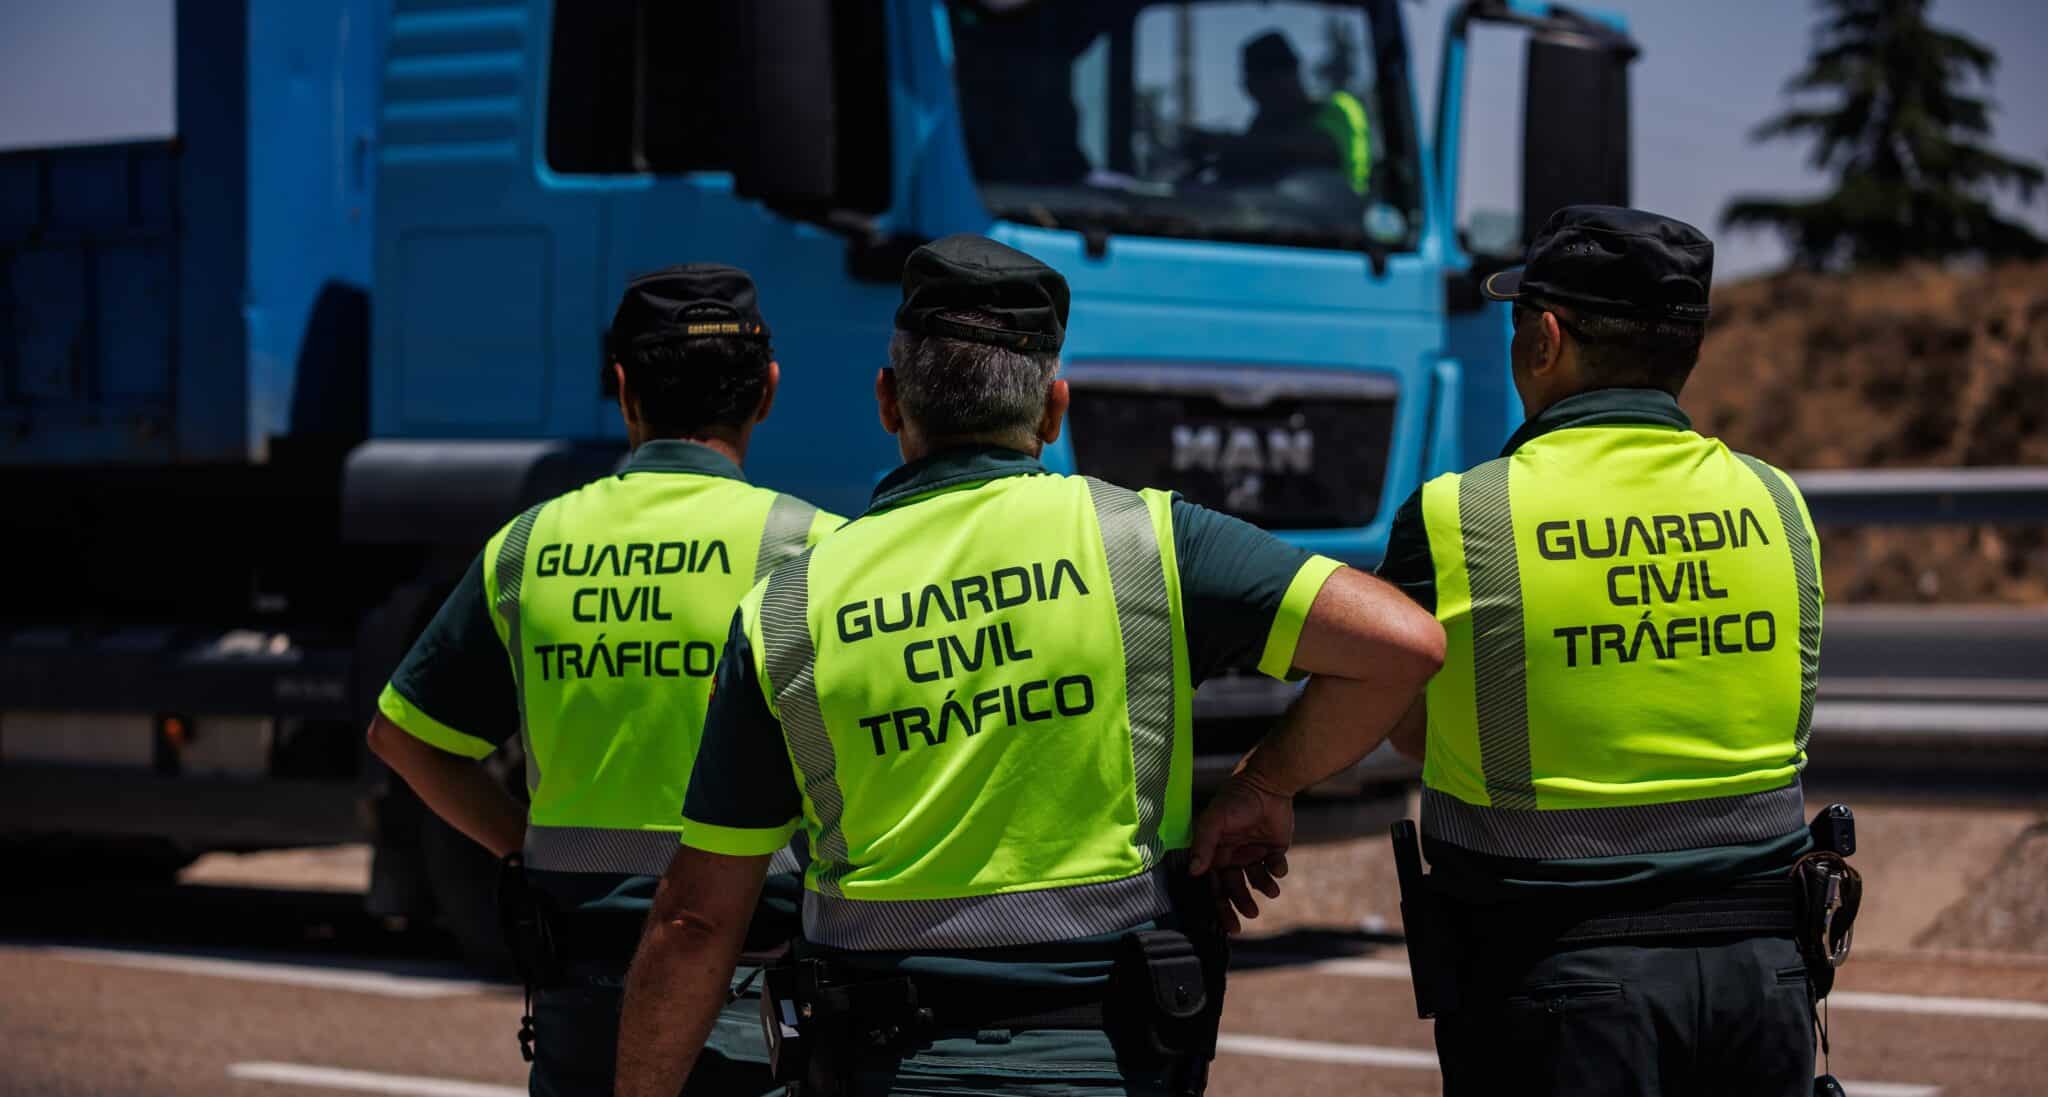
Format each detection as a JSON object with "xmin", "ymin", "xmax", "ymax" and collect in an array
[
  {"xmin": 1191, "ymin": 769, "xmax": 1293, "ymax": 934},
  {"xmin": 1209, "ymin": 859, "xmax": 1288, "ymax": 935}
]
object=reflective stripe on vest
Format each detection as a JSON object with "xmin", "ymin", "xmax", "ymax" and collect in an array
[
  {"xmin": 1085, "ymin": 477, "xmax": 1177, "ymax": 864},
  {"xmin": 492, "ymin": 501, "xmax": 550, "ymax": 797},
  {"xmin": 1422, "ymin": 782, "xmax": 1807, "ymax": 860},
  {"xmin": 805, "ymin": 863, "xmax": 1175, "ymax": 952},
  {"xmin": 756, "ymin": 494, "xmax": 820, "ymax": 584},
  {"xmin": 756, "ymin": 475, "xmax": 1183, "ymax": 950},
  {"xmin": 1457, "ymin": 458, "xmax": 1535, "ymax": 811},
  {"xmin": 759, "ymin": 544, "xmax": 850, "ymax": 894},
  {"xmin": 525, "ymin": 823, "xmax": 679, "ymax": 876},
  {"xmin": 1738, "ymin": 455, "xmax": 1822, "ymax": 755},
  {"xmin": 1419, "ymin": 429, "xmax": 1820, "ymax": 859},
  {"xmin": 1316, "ymin": 90, "xmax": 1371, "ymax": 195}
]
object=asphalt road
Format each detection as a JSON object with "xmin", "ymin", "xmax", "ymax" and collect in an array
[{"xmin": 5, "ymin": 838, "xmax": 2047, "ymax": 1097}]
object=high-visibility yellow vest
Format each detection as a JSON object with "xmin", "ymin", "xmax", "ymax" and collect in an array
[
  {"xmin": 740, "ymin": 474, "xmax": 1193, "ymax": 950},
  {"xmin": 483, "ymin": 469, "xmax": 826, "ymax": 876},
  {"xmin": 1315, "ymin": 90, "xmax": 1371, "ymax": 195},
  {"xmin": 1419, "ymin": 425, "xmax": 1822, "ymax": 859}
]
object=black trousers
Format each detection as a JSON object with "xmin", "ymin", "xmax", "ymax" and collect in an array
[{"xmin": 1433, "ymin": 934, "xmax": 1815, "ymax": 1097}]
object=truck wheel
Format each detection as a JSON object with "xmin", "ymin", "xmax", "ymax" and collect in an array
[{"xmin": 418, "ymin": 814, "xmax": 517, "ymax": 976}]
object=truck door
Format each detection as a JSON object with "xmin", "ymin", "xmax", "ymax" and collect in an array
[
  {"xmin": 372, "ymin": 0, "xmax": 604, "ymax": 442},
  {"xmin": 557, "ymin": 2, "xmax": 902, "ymax": 515},
  {"xmin": 1431, "ymin": 1, "xmax": 1636, "ymax": 472}
]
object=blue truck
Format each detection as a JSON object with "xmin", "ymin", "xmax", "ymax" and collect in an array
[{"xmin": 0, "ymin": 0, "xmax": 1633, "ymax": 955}]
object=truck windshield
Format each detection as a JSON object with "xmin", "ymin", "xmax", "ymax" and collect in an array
[{"xmin": 948, "ymin": 0, "xmax": 1421, "ymax": 252}]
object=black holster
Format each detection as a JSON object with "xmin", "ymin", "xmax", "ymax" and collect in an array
[
  {"xmin": 496, "ymin": 853, "xmax": 563, "ymax": 1063},
  {"xmin": 1389, "ymin": 820, "xmax": 1459, "ymax": 1019},
  {"xmin": 1793, "ymin": 805, "xmax": 1863, "ymax": 1001},
  {"xmin": 1151, "ymin": 861, "xmax": 1228, "ymax": 1095}
]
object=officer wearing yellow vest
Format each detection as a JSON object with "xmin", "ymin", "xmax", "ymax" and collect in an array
[
  {"xmin": 366, "ymin": 265, "xmax": 841, "ymax": 1097},
  {"xmin": 1199, "ymin": 30, "xmax": 1371, "ymax": 195},
  {"xmin": 615, "ymin": 235, "xmax": 1444, "ymax": 1097},
  {"xmin": 1376, "ymin": 207, "xmax": 1833, "ymax": 1096}
]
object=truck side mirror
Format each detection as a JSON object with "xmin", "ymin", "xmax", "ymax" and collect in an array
[
  {"xmin": 727, "ymin": 0, "xmax": 890, "ymax": 216},
  {"xmin": 1521, "ymin": 31, "xmax": 1634, "ymax": 243}
]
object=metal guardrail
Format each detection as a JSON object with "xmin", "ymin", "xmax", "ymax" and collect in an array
[
  {"xmin": 1793, "ymin": 466, "xmax": 2048, "ymax": 525},
  {"xmin": 1793, "ymin": 468, "xmax": 2048, "ymax": 760}
]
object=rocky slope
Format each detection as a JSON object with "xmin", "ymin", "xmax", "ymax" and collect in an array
[{"xmin": 1681, "ymin": 262, "xmax": 2048, "ymax": 603}]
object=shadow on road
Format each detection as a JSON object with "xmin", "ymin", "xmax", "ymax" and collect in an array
[
  {"xmin": 1232, "ymin": 926, "xmax": 1405, "ymax": 972},
  {"xmin": 0, "ymin": 875, "xmax": 483, "ymax": 979}
]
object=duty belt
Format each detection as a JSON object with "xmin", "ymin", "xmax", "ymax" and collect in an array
[
  {"xmin": 790, "ymin": 962, "xmax": 1114, "ymax": 1035},
  {"xmin": 1550, "ymin": 876, "xmax": 1798, "ymax": 946},
  {"xmin": 1441, "ymin": 876, "xmax": 1800, "ymax": 957},
  {"xmin": 764, "ymin": 929, "xmax": 1221, "ymax": 1097}
]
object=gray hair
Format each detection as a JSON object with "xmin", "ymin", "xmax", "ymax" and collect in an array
[{"xmin": 887, "ymin": 310, "xmax": 1060, "ymax": 443}]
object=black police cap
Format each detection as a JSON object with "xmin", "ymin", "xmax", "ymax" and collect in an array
[
  {"xmin": 608, "ymin": 264, "xmax": 771, "ymax": 360},
  {"xmin": 1482, "ymin": 205, "xmax": 1714, "ymax": 324},
  {"xmin": 894, "ymin": 234, "xmax": 1070, "ymax": 353}
]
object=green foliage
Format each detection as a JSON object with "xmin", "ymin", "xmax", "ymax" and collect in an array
[{"xmin": 1721, "ymin": 0, "xmax": 2045, "ymax": 268}]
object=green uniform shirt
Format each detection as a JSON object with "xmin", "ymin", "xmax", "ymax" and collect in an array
[
  {"xmin": 1378, "ymin": 389, "xmax": 1811, "ymax": 905},
  {"xmin": 684, "ymin": 445, "xmax": 1339, "ymax": 985},
  {"xmin": 381, "ymin": 440, "xmax": 841, "ymax": 915}
]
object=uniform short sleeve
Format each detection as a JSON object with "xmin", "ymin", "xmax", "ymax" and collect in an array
[
  {"xmin": 379, "ymin": 553, "xmax": 519, "ymax": 759},
  {"xmin": 1375, "ymin": 487, "xmax": 1437, "ymax": 614},
  {"xmin": 679, "ymin": 608, "xmax": 804, "ymax": 856},
  {"xmin": 1170, "ymin": 498, "xmax": 1343, "ymax": 684}
]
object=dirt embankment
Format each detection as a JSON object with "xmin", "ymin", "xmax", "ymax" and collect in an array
[{"xmin": 1680, "ymin": 262, "xmax": 2048, "ymax": 603}]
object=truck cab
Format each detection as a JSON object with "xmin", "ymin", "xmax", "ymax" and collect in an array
[{"xmin": 357, "ymin": 0, "xmax": 1635, "ymax": 787}]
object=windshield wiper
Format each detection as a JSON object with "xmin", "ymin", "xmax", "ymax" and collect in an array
[
  {"xmin": 991, "ymin": 205, "xmax": 1219, "ymax": 241},
  {"xmin": 992, "ymin": 204, "xmax": 1377, "ymax": 253}
]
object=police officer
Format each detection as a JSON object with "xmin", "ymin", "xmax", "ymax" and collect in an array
[
  {"xmin": 614, "ymin": 235, "xmax": 1444, "ymax": 1097},
  {"xmin": 1376, "ymin": 206, "xmax": 1826, "ymax": 1096},
  {"xmin": 366, "ymin": 265, "xmax": 841, "ymax": 1097}
]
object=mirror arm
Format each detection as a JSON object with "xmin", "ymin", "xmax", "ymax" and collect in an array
[
  {"xmin": 1433, "ymin": 3, "xmax": 1477, "ymax": 260},
  {"xmin": 1464, "ymin": 1, "xmax": 1640, "ymax": 58}
]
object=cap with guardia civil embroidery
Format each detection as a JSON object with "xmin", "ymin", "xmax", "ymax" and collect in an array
[
  {"xmin": 1483, "ymin": 205, "xmax": 1714, "ymax": 324},
  {"xmin": 894, "ymin": 234, "xmax": 1071, "ymax": 353},
  {"xmin": 608, "ymin": 263, "xmax": 771, "ymax": 361}
]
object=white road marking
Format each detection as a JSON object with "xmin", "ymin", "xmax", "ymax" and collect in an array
[
  {"xmin": 1218, "ymin": 1033, "xmax": 1439, "ymax": 1069},
  {"xmin": 1216, "ymin": 1035, "xmax": 1939, "ymax": 1095},
  {"xmin": 41, "ymin": 947, "xmax": 490, "ymax": 999},
  {"xmin": 1830, "ymin": 990, "xmax": 2048, "ymax": 1022},
  {"xmin": 1299, "ymin": 956, "xmax": 1415, "ymax": 979},
  {"xmin": 228, "ymin": 1063, "xmax": 522, "ymax": 1097},
  {"xmin": 1304, "ymin": 954, "xmax": 2048, "ymax": 1022}
]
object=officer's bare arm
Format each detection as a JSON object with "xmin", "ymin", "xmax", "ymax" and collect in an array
[
  {"xmin": 1192, "ymin": 567, "xmax": 1444, "ymax": 878},
  {"xmin": 1388, "ymin": 697, "xmax": 1427, "ymax": 762},
  {"xmin": 617, "ymin": 846, "xmax": 770, "ymax": 1097},
  {"xmin": 1246, "ymin": 566, "xmax": 1442, "ymax": 793},
  {"xmin": 364, "ymin": 714, "xmax": 526, "ymax": 858}
]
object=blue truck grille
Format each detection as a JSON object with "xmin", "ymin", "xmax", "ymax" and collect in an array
[{"xmin": 1065, "ymin": 368, "xmax": 1396, "ymax": 530}]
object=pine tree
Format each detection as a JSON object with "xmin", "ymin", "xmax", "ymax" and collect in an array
[{"xmin": 1722, "ymin": 0, "xmax": 2045, "ymax": 268}]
